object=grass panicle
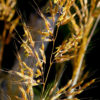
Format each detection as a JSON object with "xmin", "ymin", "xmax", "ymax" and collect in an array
[{"xmin": 0, "ymin": 0, "xmax": 100, "ymax": 100}]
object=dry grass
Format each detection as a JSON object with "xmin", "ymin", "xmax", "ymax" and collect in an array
[
  {"xmin": 0, "ymin": 0, "xmax": 100, "ymax": 100},
  {"xmin": 0, "ymin": 0, "xmax": 20, "ymax": 68}
]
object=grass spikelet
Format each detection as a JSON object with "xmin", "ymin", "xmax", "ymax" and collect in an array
[
  {"xmin": 21, "ymin": 41, "xmax": 34, "ymax": 57},
  {"xmin": 18, "ymin": 86, "xmax": 28, "ymax": 100},
  {"xmin": 39, "ymin": 43, "xmax": 46, "ymax": 64},
  {"xmin": 35, "ymin": 50, "xmax": 43, "ymax": 68}
]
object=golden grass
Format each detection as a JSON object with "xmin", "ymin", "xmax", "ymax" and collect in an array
[{"xmin": 0, "ymin": 0, "xmax": 100, "ymax": 100}]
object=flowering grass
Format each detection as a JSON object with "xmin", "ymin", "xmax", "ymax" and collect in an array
[{"xmin": 0, "ymin": 0, "xmax": 100, "ymax": 100}]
